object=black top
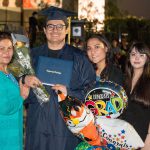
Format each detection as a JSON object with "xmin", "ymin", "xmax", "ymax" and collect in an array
[
  {"xmin": 47, "ymin": 49, "xmax": 61, "ymax": 58},
  {"xmin": 122, "ymin": 98, "xmax": 150, "ymax": 141},
  {"xmin": 100, "ymin": 63, "xmax": 124, "ymax": 86}
]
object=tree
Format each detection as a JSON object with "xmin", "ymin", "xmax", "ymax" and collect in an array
[{"xmin": 105, "ymin": 0, "xmax": 123, "ymax": 18}]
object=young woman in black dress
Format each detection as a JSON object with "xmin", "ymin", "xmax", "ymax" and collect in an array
[{"xmin": 122, "ymin": 42, "xmax": 150, "ymax": 149}]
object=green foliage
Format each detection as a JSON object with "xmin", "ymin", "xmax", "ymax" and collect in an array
[
  {"xmin": 105, "ymin": 0, "xmax": 123, "ymax": 18},
  {"xmin": 104, "ymin": 17, "xmax": 150, "ymax": 46},
  {"xmin": 103, "ymin": 0, "xmax": 150, "ymax": 45}
]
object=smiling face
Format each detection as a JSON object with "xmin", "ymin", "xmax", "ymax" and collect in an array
[
  {"xmin": 44, "ymin": 20, "xmax": 68, "ymax": 45},
  {"xmin": 0, "ymin": 39, "xmax": 13, "ymax": 69},
  {"xmin": 87, "ymin": 38, "xmax": 108, "ymax": 65},
  {"xmin": 130, "ymin": 47, "xmax": 148, "ymax": 70}
]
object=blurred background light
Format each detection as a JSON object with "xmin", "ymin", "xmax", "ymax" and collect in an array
[{"xmin": 78, "ymin": 0, "xmax": 105, "ymax": 31}]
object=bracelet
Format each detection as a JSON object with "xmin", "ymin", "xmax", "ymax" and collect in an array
[{"xmin": 21, "ymin": 74, "xmax": 27, "ymax": 84}]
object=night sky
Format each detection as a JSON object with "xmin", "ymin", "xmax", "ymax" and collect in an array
[{"xmin": 117, "ymin": 0, "xmax": 150, "ymax": 19}]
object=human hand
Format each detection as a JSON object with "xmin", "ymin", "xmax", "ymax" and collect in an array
[
  {"xmin": 51, "ymin": 84, "xmax": 67, "ymax": 96},
  {"xmin": 23, "ymin": 75, "xmax": 42, "ymax": 88},
  {"xmin": 19, "ymin": 78, "xmax": 30, "ymax": 99}
]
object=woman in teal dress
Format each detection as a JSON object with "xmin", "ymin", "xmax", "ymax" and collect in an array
[{"xmin": 0, "ymin": 31, "xmax": 30, "ymax": 150}]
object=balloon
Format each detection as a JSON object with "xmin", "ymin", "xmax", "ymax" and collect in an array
[
  {"xmin": 96, "ymin": 117, "xmax": 144, "ymax": 149},
  {"xmin": 75, "ymin": 141, "xmax": 105, "ymax": 150},
  {"xmin": 85, "ymin": 80, "xmax": 128, "ymax": 118},
  {"xmin": 74, "ymin": 142, "xmax": 92, "ymax": 150},
  {"xmin": 58, "ymin": 94, "xmax": 101, "ymax": 146},
  {"xmin": 58, "ymin": 92, "xmax": 144, "ymax": 150}
]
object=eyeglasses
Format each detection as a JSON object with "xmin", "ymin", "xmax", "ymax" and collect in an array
[{"xmin": 46, "ymin": 24, "xmax": 66, "ymax": 31}]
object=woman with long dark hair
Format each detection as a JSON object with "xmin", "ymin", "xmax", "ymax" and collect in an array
[
  {"xmin": 85, "ymin": 34, "xmax": 123, "ymax": 85},
  {"xmin": 122, "ymin": 42, "xmax": 150, "ymax": 149}
]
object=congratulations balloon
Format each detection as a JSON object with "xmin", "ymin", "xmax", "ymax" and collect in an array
[
  {"xmin": 85, "ymin": 80, "xmax": 128, "ymax": 118},
  {"xmin": 96, "ymin": 117, "xmax": 144, "ymax": 149}
]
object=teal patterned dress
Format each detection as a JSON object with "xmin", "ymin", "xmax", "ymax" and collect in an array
[{"xmin": 0, "ymin": 71, "xmax": 23, "ymax": 150}]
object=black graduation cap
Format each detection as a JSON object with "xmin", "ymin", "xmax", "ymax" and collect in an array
[
  {"xmin": 39, "ymin": 6, "xmax": 77, "ymax": 24},
  {"xmin": 39, "ymin": 6, "xmax": 77, "ymax": 17}
]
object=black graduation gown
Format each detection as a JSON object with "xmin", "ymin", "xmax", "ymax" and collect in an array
[{"xmin": 24, "ymin": 44, "xmax": 96, "ymax": 150}]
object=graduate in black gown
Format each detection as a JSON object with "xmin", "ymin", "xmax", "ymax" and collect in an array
[{"xmin": 23, "ymin": 11, "xmax": 95, "ymax": 150}]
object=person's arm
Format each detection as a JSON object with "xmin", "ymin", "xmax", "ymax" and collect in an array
[
  {"xmin": 22, "ymin": 75, "xmax": 42, "ymax": 88},
  {"xmin": 67, "ymin": 54, "xmax": 96, "ymax": 101},
  {"xmin": 36, "ymin": 25, "xmax": 39, "ymax": 32},
  {"xmin": 19, "ymin": 78, "xmax": 30, "ymax": 99},
  {"xmin": 141, "ymin": 123, "xmax": 150, "ymax": 150},
  {"xmin": 52, "ymin": 84, "xmax": 67, "ymax": 96}
]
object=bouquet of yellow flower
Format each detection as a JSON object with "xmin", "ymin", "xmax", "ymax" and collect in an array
[{"xmin": 8, "ymin": 33, "xmax": 50, "ymax": 104}]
